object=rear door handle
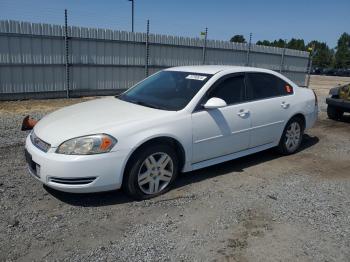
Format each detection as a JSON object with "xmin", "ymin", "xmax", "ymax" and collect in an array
[
  {"xmin": 281, "ymin": 102, "xmax": 290, "ymax": 109},
  {"xmin": 237, "ymin": 109, "xmax": 250, "ymax": 117}
]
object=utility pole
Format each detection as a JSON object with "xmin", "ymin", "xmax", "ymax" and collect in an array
[
  {"xmin": 246, "ymin": 33, "xmax": 252, "ymax": 66},
  {"xmin": 128, "ymin": 0, "xmax": 134, "ymax": 32},
  {"xmin": 306, "ymin": 45, "xmax": 315, "ymax": 88},
  {"xmin": 64, "ymin": 9, "xmax": 69, "ymax": 98},
  {"xmin": 202, "ymin": 27, "xmax": 208, "ymax": 65},
  {"xmin": 280, "ymin": 39, "xmax": 287, "ymax": 73},
  {"xmin": 145, "ymin": 19, "xmax": 150, "ymax": 77}
]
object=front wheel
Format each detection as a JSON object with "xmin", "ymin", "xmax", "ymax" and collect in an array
[
  {"xmin": 278, "ymin": 117, "xmax": 304, "ymax": 155},
  {"xmin": 123, "ymin": 144, "xmax": 179, "ymax": 200}
]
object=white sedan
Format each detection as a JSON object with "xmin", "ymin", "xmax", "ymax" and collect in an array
[{"xmin": 25, "ymin": 66, "xmax": 318, "ymax": 199}]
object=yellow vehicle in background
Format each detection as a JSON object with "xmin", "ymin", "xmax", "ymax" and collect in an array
[{"xmin": 326, "ymin": 83, "xmax": 350, "ymax": 120}]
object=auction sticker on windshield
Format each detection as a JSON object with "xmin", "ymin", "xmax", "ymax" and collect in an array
[{"xmin": 186, "ymin": 75, "xmax": 207, "ymax": 81}]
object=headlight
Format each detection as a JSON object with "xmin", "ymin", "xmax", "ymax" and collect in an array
[
  {"xmin": 56, "ymin": 134, "xmax": 117, "ymax": 155},
  {"xmin": 30, "ymin": 131, "xmax": 51, "ymax": 152}
]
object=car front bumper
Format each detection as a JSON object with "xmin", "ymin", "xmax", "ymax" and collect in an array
[
  {"xmin": 25, "ymin": 135, "xmax": 129, "ymax": 193},
  {"xmin": 326, "ymin": 98, "xmax": 350, "ymax": 112}
]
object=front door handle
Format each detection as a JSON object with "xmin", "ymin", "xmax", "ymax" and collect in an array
[
  {"xmin": 281, "ymin": 102, "xmax": 290, "ymax": 109},
  {"xmin": 237, "ymin": 109, "xmax": 250, "ymax": 117}
]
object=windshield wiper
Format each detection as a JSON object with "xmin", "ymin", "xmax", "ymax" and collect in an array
[
  {"xmin": 134, "ymin": 100, "xmax": 166, "ymax": 110},
  {"xmin": 120, "ymin": 98, "xmax": 166, "ymax": 110}
]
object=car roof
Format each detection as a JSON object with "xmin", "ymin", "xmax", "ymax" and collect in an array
[{"xmin": 165, "ymin": 65, "xmax": 276, "ymax": 75}]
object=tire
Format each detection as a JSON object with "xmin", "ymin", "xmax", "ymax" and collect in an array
[
  {"xmin": 123, "ymin": 144, "xmax": 179, "ymax": 200},
  {"xmin": 327, "ymin": 105, "xmax": 343, "ymax": 120},
  {"xmin": 278, "ymin": 117, "xmax": 304, "ymax": 155}
]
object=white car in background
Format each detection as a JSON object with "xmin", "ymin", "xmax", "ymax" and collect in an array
[{"xmin": 25, "ymin": 66, "xmax": 318, "ymax": 199}]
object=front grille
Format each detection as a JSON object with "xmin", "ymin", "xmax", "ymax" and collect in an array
[
  {"xmin": 48, "ymin": 176, "xmax": 97, "ymax": 185},
  {"xmin": 30, "ymin": 132, "xmax": 50, "ymax": 152}
]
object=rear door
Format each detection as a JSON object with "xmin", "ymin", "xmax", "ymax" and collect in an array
[
  {"xmin": 245, "ymin": 72, "xmax": 294, "ymax": 148},
  {"xmin": 191, "ymin": 74, "xmax": 251, "ymax": 163}
]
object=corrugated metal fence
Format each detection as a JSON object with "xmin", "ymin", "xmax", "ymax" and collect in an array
[{"xmin": 0, "ymin": 20, "xmax": 310, "ymax": 100}]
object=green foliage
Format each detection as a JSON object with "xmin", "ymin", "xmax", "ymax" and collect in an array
[
  {"xmin": 334, "ymin": 33, "xmax": 350, "ymax": 69},
  {"xmin": 273, "ymin": 39, "xmax": 287, "ymax": 48},
  {"xmin": 287, "ymin": 38, "xmax": 306, "ymax": 51},
  {"xmin": 254, "ymin": 33, "xmax": 350, "ymax": 69},
  {"xmin": 230, "ymin": 35, "xmax": 246, "ymax": 43},
  {"xmin": 256, "ymin": 40, "xmax": 272, "ymax": 46},
  {"xmin": 306, "ymin": 41, "xmax": 333, "ymax": 68},
  {"xmin": 256, "ymin": 39, "xmax": 286, "ymax": 48}
]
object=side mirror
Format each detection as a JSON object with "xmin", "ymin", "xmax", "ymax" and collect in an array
[{"xmin": 203, "ymin": 97, "xmax": 227, "ymax": 109}]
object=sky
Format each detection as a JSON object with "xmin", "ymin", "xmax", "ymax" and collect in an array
[{"xmin": 0, "ymin": 0, "xmax": 349, "ymax": 48}]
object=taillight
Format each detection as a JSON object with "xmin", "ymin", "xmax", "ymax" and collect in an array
[
  {"xmin": 312, "ymin": 89, "xmax": 318, "ymax": 106},
  {"xmin": 285, "ymin": 84, "xmax": 293, "ymax": 94}
]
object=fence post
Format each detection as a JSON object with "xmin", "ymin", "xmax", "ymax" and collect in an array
[
  {"xmin": 202, "ymin": 27, "xmax": 208, "ymax": 65},
  {"xmin": 64, "ymin": 9, "xmax": 70, "ymax": 98},
  {"xmin": 246, "ymin": 33, "xmax": 252, "ymax": 66},
  {"xmin": 145, "ymin": 19, "xmax": 150, "ymax": 77},
  {"xmin": 306, "ymin": 53, "xmax": 313, "ymax": 88},
  {"xmin": 280, "ymin": 40, "xmax": 287, "ymax": 73}
]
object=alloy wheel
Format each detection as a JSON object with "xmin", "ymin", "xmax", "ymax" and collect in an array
[
  {"xmin": 285, "ymin": 122, "xmax": 301, "ymax": 152},
  {"xmin": 137, "ymin": 152, "xmax": 174, "ymax": 194}
]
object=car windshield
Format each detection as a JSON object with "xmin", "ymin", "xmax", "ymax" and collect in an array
[{"xmin": 118, "ymin": 71, "xmax": 212, "ymax": 111}]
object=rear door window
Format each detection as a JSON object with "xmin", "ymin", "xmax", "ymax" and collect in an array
[{"xmin": 246, "ymin": 73, "xmax": 293, "ymax": 100}]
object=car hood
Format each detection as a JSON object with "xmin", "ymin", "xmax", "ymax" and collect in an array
[{"xmin": 34, "ymin": 97, "xmax": 169, "ymax": 147}]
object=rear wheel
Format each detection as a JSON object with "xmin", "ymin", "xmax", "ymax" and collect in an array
[
  {"xmin": 327, "ymin": 105, "xmax": 343, "ymax": 120},
  {"xmin": 123, "ymin": 144, "xmax": 178, "ymax": 200},
  {"xmin": 278, "ymin": 117, "xmax": 304, "ymax": 155}
]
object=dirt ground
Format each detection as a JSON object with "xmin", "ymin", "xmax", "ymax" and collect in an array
[
  {"xmin": 0, "ymin": 75, "xmax": 349, "ymax": 261},
  {"xmin": 309, "ymin": 75, "xmax": 350, "ymax": 96}
]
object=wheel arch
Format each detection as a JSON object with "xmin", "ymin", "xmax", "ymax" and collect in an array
[
  {"xmin": 121, "ymin": 136, "xmax": 186, "ymax": 186},
  {"xmin": 280, "ymin": 113, "xmax": 306, "ymax": 140},
  {"xmin": 289, "ymin": 113, "xmax": 306, "ymax": 130}
]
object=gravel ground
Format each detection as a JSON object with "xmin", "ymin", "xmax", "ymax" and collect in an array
[{"xmin": 0, "ymin": 76, "xmax": 350, "ymax": 261}]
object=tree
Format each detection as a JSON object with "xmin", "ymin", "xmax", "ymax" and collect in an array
[
  {"xmin": 253, "ymin": 33, "xmax": 350, "ymax": 69},
  {"xmin": 256, "ymin": 38, "xmax": 307, "ymax": 51},
  {"xmin": 287, "ymin": 38, "xmax": 306, "ymax": 51},
  {"xmin": 256, "ymin": 39, "xmax": 286, "ymax": 48},
  {"xmin": 230, "ymin": 35, "xmax": 246, "ymax": 43},
  {"xmin": 256, "ymin": 40, "xmax": 272, "ymax": 46},
  {"xmin": 334, "ymin": 32, "xmax": 350, "ymax": 69},
  {"xmin": 306, "ymin": 41, "xmax": 333, "ymax": 68},
  {"xmin": 270, "ymin": 39, "xmax": 286, "ymax": 48}
]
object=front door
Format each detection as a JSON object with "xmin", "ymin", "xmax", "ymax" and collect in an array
[{"xmin": 191, "ymin": 74, "xmax": 251, "ymax": 163}]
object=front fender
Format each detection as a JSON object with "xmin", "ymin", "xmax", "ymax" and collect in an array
[{"xmin": 111, "ymin": 115, "xmax": 193, "ymax": 175}]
